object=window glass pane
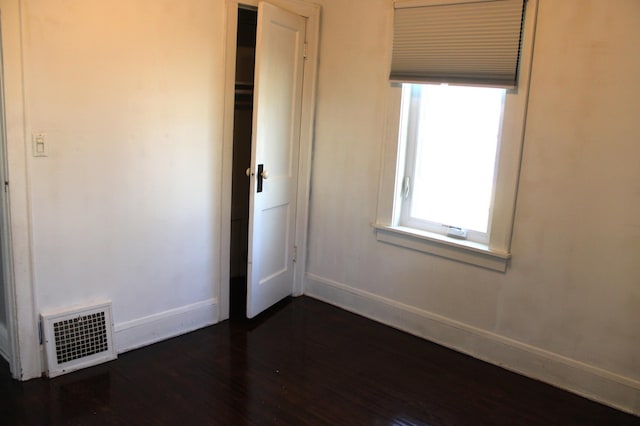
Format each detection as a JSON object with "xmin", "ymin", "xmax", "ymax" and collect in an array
[{"xmin": 410, "ymin": 84, "xmax": 505, "ymax": 233}]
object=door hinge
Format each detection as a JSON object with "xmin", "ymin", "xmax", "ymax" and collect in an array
[
  {"xmin": 293, "ymin": 245, "xmax": 297, "ymax": 263},
  {"xmin": 303, "ymin": 42, "xmax": 309, "ymax": 60},
  {"xmin": 4, "ymin": 181, "xmax": 8, "ymax": 193},
  {"xmin": 38, "ymin": 319, "xmax": 43, "ymax": 345}
]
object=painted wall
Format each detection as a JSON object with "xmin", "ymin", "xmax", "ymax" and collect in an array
[
  {"xmin": 15, "ymin": 0, "xmax": 226, "ymax": 359},
  {"xmin": 306, "ymin": 0, "xmax": 640, "ymax": 414}
]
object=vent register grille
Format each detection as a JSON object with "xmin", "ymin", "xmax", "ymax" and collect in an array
[
  {"xmin": 42, "ymin": 302, "xmax": 117, "ymax": 377},
  {"xmin": 53, "ymin": 311, "xmax": 109, "ymax": 364}
]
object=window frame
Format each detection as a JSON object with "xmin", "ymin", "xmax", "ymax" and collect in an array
[
  {"xmin": 398, "ymin": 83, "xmax": 507, "ymax": 245},
  {"xmin": 374, "ymin": 0, "xmax": 539, "ymax": 272}
]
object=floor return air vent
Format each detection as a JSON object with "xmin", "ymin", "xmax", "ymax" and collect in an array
[{"xmin": 41, "ymin": 301, "xmax": 117, "ymax": 377}]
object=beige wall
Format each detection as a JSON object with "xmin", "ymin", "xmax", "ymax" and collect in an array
[
  {"xmin": 306, "ymin": 0, "xmax": 639, "ymax": 413},
  {"xmin": 24, "ymin": 0, "xmax": 225, "ymax": 316},
  {"xmin": 503, "ymin": 0, "xmax": 639, "ymax": 377},
  {"xmin": 4, "ymin": 0, "xmax": 226, "ymax": 375}
]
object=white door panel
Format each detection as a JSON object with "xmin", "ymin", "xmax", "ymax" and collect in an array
[{"xmin": 247, "ymin": 1, "xmax": 305, "ymax": 318}]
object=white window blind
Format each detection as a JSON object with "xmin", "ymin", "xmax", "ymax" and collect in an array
[{"xmin": 391, "ymin": 0, "xmax": 526, "ymax": 88}]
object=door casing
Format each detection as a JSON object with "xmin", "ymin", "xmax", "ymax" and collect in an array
[
  {"xmin": 220, "ymin": 0, "xmax": 320, "ymax": 320},
  {"xmin": 0, "ymin": 17, "xmax": 17, "ymax": 372},
  {"xmin": 0, "ymin": 0, "xmax": 40, "ymax": 380}
]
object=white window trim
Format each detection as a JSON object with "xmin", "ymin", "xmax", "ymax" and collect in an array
[
  {"xmin": 397, "ymin": 83, "xmax": 506, "ymax": 245},
  {"xmin": 374, "ymin": 0, "xmax": 538, "ymax": 272}
]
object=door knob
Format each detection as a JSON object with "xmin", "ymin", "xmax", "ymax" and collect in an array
[
  {"xmin": 260, "ymin": 170, "xmax": 269, "ymax": 180},
  {"xmin": 246, "ymin": 167, "xmax": 251, "ymax": 177}
]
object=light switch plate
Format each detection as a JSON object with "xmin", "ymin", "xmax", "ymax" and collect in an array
[{"xmin": 32, "ymin": 132, "xmax": 48, "ymax": 157}]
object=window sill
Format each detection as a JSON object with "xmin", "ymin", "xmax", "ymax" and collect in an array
[{"xmin": 373, "ymin": 224, "xmax": 510, "ymax": 272}]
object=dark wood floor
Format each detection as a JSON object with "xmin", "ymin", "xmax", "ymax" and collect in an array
[{"xmin": 1, "ymin": 297, "xmax": 638, "ymax": 425}]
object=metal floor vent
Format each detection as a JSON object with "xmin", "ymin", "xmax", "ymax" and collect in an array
[{"xmin": 42, "ymin": 301, "xmax": 117, "ymax": 377}]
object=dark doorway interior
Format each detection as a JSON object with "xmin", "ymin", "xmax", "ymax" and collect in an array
[{"xmin": 229, "ymin": 7, "xmax": 257, "ymax": 320}]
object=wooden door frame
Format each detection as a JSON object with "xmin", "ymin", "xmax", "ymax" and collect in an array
[
  {"xmin": 0, "ymin": 13, "xmax": 17, "ymax": 373},
  {"xmin": 219, "ymin": 0, "xmax": 320, "ymax": 320},
  {"xmin": 0, "ymin": 0, "xmax": 41, "ymax": 380}
]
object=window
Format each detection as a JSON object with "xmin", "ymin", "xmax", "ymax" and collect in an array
[
  {"xmin": 374, "ymin": 0, "xmax": 539, "ymax": 272},
  {"xmin": 399, "ymin": 83, "xmax": 506, "ymax": 244}
]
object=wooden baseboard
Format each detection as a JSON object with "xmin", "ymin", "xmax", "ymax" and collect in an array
[
  {"xmin": 114, "ymin": 299, "xmax": 218, "ymax": 354},
  {"xmin": 305, "ymin": 273, "xmax": 640, "ymax": 416}
]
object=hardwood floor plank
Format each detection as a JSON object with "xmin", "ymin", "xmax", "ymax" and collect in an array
[{"xmin": 1, "ymin": 296, "xmax": 638, "ymax": 425}]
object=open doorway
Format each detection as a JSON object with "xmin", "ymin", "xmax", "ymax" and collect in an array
[
  {"xmin": 221, "ymin": 0, "xmax": 319, "ymax": 322},
  {"xmin": 229, "ymin": 7, "xmax": 257, "ymax": 320}
]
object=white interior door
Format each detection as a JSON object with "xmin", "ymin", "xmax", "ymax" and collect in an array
[{"xmin": 246, "ymin": 1, "xmax": 306, "ymax": 318}]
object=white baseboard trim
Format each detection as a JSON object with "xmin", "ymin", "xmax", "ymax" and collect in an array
[
  {"xmin": 0, "ymin": 322, "xmax": 9, "ymax": 362},
  {"xmin": 114, "ymin": 298, "xmax": 218, "ymax": 354},
  {"xmin": 305, "ymin": 273, "xmax": 640, "ymax": 416}
]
